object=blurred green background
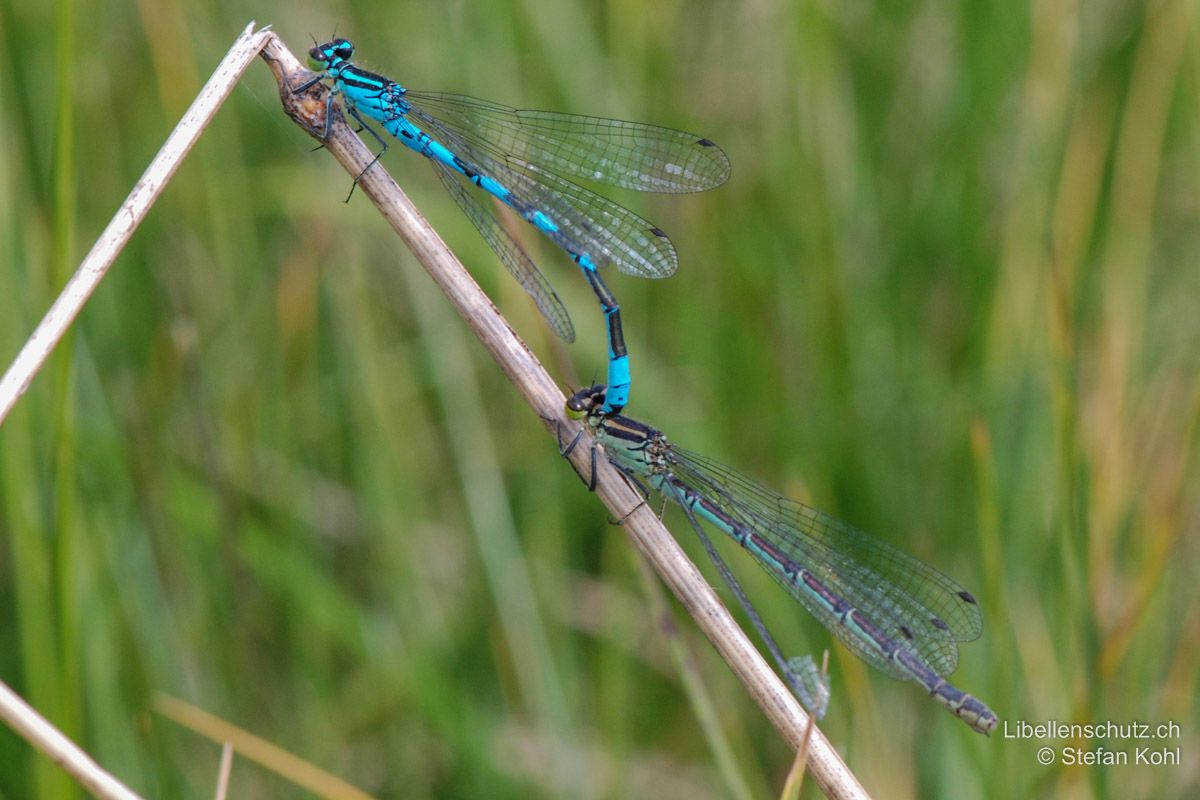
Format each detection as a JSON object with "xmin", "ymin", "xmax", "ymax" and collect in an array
[{"xmin": 1, "ymin": 0, "xmax": 1197, "ymax": 797}]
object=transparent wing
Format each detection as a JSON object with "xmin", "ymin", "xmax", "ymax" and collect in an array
[
  {"xmin": 431, "ymin": 158, "xmax": 575, "ymax": 342},
  {"xmin": 519, "ymin": 161, "xmax": 677, "ymax": 279},
  {"xmin": 407, "ymin": 102, "xmax": 678, "ymax": 279},
  {"xmin": 665, "ymin": 446, "xmax": 983, "ymax": 678},
  {"xmin": 405, "ymin": 90, "xmax": 731, "ymax": 193},
  {"xmin": 664, "ymin": 474, "xmax": 832, "ymax": 716}
]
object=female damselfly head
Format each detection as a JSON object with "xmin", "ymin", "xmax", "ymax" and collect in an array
[
  {"xmin": 308, "ymin": 38, "xmax": 355, "ymax": 70},
  {"xmin": 566, "ymin": 385, "xmax": 608, "ymax": 419}
]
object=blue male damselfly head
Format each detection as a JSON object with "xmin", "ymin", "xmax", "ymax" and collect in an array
[{"xmin": 308, "ymin": 38, "xmax": 355, "ymax": 71}]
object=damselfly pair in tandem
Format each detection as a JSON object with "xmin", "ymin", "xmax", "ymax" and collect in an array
[{"xmin": 299, "ymin": 38, "xmax": 996, "ymax": 735}]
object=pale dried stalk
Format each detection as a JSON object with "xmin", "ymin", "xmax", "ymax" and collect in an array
[
  {"xmin": 0, "ymin": 23, "xmax": 275, "ymax": 800},
  {"xmin": 0, "ymin": 22, "xmax": 272, "ymax": 425},
  {"xmin": 260, "ymin": 34, "xmax": 867, "ymax": 800},
  {"xmin": 0, "ymin": 679, "xmax": 142, "ymax": 800}
]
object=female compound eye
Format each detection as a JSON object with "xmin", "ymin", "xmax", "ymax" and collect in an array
[{"xmin": 565, "ymin": 386, "xmax": 607, "ymax": 418}]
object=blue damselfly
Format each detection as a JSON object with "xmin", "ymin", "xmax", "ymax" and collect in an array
[{"xmin": 297, "ymin": 39, "xmax": 730, "ymax": 414}]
